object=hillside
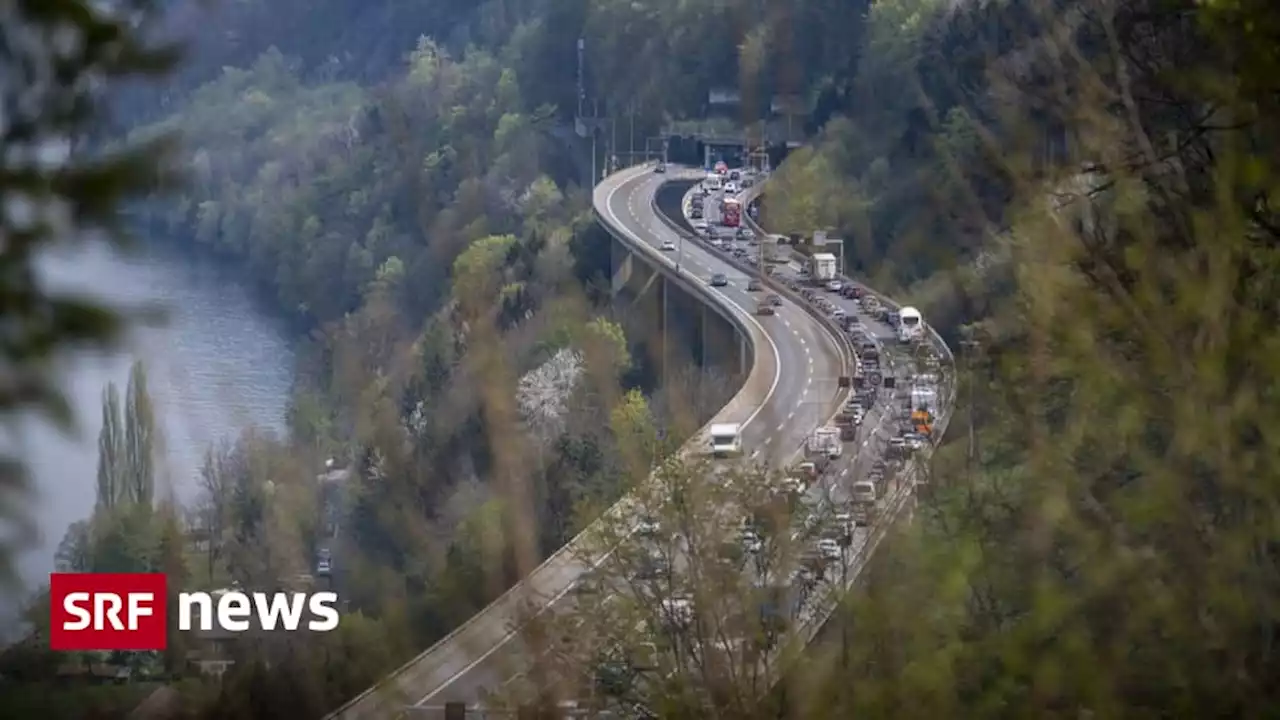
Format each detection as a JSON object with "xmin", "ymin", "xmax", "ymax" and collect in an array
[{"xmin": 5, "ymin": 0, "xmax": 1280, "ymax": 718}]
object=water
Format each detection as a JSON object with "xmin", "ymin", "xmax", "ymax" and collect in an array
[{"xmin": 7, "ymin": 240, "xmax": 295, "ymax": 614}]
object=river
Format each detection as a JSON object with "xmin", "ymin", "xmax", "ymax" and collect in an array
[{"xmin": 9, "ymin": 241, "xmax": 295, "ymax": 615}]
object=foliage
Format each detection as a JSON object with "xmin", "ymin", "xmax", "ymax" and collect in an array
[
  {"xmin": 763, "ymin": 1, "xmax": 1280, "ymax": 719},
  {"xmin": 29, "ymin": 0, "xmax": 1280, "ymax": 716},
  {"xmin": 0, "ymin": 0, "xmax": 179, "ymax": 585}
]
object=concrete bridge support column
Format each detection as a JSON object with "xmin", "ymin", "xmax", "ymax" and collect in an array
[{"xmin": 658, "ymin": 275, "xmax": 669, "ymax": 388}]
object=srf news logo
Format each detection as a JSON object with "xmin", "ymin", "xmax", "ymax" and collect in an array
[{"xmin": 49, "ymin": 573, "xmax": 340, "ymax": 651}]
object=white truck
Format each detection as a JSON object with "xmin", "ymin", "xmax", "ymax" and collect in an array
[
  {"xmin": 811, "ymin": 253, "xmax": 838, "ymax": 284},
  {"xmin": 806, "ymin": 425, "xmax": 842, "ymax": 461}
]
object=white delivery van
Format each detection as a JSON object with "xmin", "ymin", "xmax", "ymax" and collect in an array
[
  {"xmin": 704, "ymin": 172, "xmax": 722, "ymax": 191},
  {"xmin": 709, "ymin": 423, "xmax": 743, "ymax": 457}
]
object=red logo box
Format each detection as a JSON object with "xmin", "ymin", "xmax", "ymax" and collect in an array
[{"xmin": 49, "ymin": 573, "xmax": 168, "ymax": 651}]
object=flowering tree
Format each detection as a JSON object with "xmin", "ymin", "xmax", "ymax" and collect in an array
[{"xmin": 516, "ymin": 347, "xmax": 585, "ymax": 445}]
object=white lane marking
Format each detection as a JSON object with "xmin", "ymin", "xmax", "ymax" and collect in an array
[{"xmin": 420, "ymin": 168, "xmax": 790, "ymax": 703}]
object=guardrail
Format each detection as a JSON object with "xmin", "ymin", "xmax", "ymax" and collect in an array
[
  {"xmin": 740, "ymin": 184, "xmax": 957, "ymax": 444},
  {"xmin": 326, "ymin": 162, "xmax": 774, "ymax": 720},
  {"xmin": 664, "ymin": 182, "xmax": 857, "ymax": 386},
  {"xmin": 738, "ymin": 179, "xmax": 959, "ymax": 654}
]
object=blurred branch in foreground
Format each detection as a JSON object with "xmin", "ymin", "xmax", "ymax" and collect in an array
[{"xmin": 0, "ymin": 0, "xmax": 180, "ymax": 585}]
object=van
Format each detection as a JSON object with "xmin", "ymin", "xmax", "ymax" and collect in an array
[
  {"xmin": 709, "ymin": 423, "xmax": 743, "ymax": 457},
  {"xmin": 852, "ymin": 480, "xmax": 877, "ymax": 504}
]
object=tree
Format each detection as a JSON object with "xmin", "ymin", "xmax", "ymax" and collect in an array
[
  {"xmin": 122, "ymin": 361, "xmax": 156, "ymax": 506},
  {"xmin": 94, "ymin": 361, "xmax": 156, "ymax": 511},
  {"xmin": 54, "ymin": 520, "xmax": 92, "ymax": 572},
  {"xmin": 0, "ymin": 0, "xmax": 178, "ymax": 579},
  {"xmin": 95, "ymin": 384, "xmax": 124, "ymax": 510},
  {"xmin": 508, "ymin": 455, "xmax": 843, "ymax": 717}
]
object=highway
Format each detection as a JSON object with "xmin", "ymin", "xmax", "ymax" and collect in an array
[
  {"xmin": 676, "ymin": 174, "xmax": 954, "ymax": 655},
  {"xmin": 326, "ymin": 162, "xmax": 847, "ymax": 719}
]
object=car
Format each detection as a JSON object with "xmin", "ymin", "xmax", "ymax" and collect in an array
[
  {"xmin": 690, "ymin": 208, "xmax": 703, "ymax": 219},
  {"xmin": 756, "ymin": 303, "xmax": 775, "ymax": 316},
  {"xmin": 710, "ymin": 273, "xmax": 728, "ymax": 287},
  {"xmin": 827, "ymin": 280, "xmax": 843, "ymax": 292},
  {"xmin": 729, "ymin": 170, "xmax": 741, "ymax": 181},
  {"xmin": 767, "ymin": 293, "xmax": 783, "ymax": 307},
  {"xmin": 724, "ymin": 182, "xmax": 739, "ymax": 194},
  {"xmin": 692, "ymin": 219, "xmax": 708, "ymax": 232},
  {"xmin": 747, "ymin": 278, "xmax": 763, "ymax": 291},
  {"xmin": 781, "ymin": 476, "xmax": 807, "ymax": 495},
  {"xmin": 661, "ymin": 239, "xmax": 676, "ymax": 251},
  {"xmin": 817, "ymin": 538, "xmax": 841, "ymax": 561},
  {"xmin": 634, "ymin": 516, "xmax": 661, "ymax": 536},
  {"xmin": 654, "ymin": 163, "xmax": 667, "ymax": 173},
  {"xmin": 710, "ymin": 237, "xmax": 724, "ymax": 248}
]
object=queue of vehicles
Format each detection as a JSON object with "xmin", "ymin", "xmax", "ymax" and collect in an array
[
  {"xmin": 483, "ymin": 162, "xmax": 936, "ymax": 715},
  {"xmin": 702, "ymin": 165, "xmax": 945, "ymax": 553}
]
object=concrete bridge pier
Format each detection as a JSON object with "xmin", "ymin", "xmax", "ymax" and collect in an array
[{"xmin": 608, "ymin": 234, "xmax": 747, "ymax": 390}]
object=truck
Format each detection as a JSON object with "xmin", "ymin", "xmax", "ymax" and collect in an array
[
  {"xmin": 910, "ymin": 387, "xmax": 937, "ymax": 436},
  {"xmin": 806, "ymin": 425, "xmax": 842, "ymax": 460},
  {"xmin": 811, "ymin": 253, "xmax": 838, "ymax": 284},
  {"xmin": 709, "ymin": 423, "xmax": 743, "ymax": 457},
  {"xmin": 721, "ymin": 197, "xmax": 742, "ymax": 227}
]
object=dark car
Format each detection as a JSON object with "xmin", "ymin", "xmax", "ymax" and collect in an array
[
  {"xmin": 756, "ymin": 303, "xmax": 775, "ymax": 316},
  {"xmin": 767, "ymin": 294, "xmax": 783, "ymax": 307},
  {"xmin": 747, "ymin": 278, "xmax": 763, "ymax": 291},
  {"xmin": 710, "ymin": 273, "xmax": 728, "ymax": 287}
]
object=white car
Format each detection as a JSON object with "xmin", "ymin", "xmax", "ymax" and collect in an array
[
  {"xmin": 817, "ymin": 538, "xmax": 841, "ymax": 560},
  {"xmin": 661, "ymin": 239, "xmax": 676, "ymax": 251},
  {"xmin": 827, "ymin": 280, "xmax": 843, "ymax": 292},
  {"xmin": 634, "ymin": 516, "xmax": 661, "ymax": 536},
  {"xmin": 692, "ymin": 219, "xmax": 708, "ymax": 232},
  {"xmin": 780, "ymin": 476, "xmax": 807, "ymax": 496},
  {"xmin": 724, "ymin": 182, "xmax": 739, "ymax": 194},
  {"xmin": 709, "ymin": 238, "xmax": 723, "ymax": 248}
]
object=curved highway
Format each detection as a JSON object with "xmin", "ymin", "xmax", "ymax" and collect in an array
[{"xmin": 327, "ymin": 162, "xmax": 846, "ymax": 719}]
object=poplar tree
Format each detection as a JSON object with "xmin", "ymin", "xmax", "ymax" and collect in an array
[
  {"xmin": 123, "ymin": 361, "xmax": 156, "ymax": 506},
  {"xmin": 95, "ymin": 384, "xmax": 123, "ymax": 510}
]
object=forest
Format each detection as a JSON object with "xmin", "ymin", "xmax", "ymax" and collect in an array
[{"xmin": 2, "ymin": 0, "xmax": 1279, "ymax": 717}]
